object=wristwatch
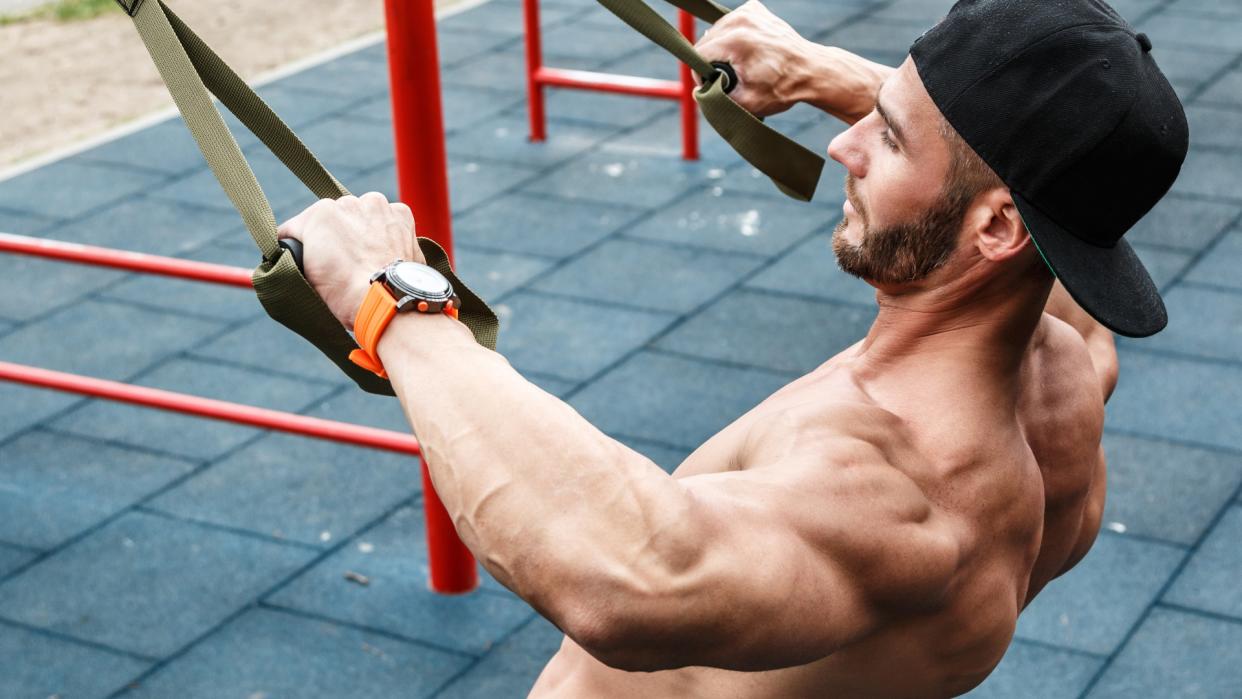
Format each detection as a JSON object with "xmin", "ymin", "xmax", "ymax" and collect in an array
[{"xmin": 349, "ymin": 259, "xmax": 461, "ymax": 378}]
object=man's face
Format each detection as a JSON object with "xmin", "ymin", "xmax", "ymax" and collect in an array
[{"xmin": 827, "ymin": 60, "xmax": 965, "ymax": 287}]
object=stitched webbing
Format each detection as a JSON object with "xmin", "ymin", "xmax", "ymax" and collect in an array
[
  {"xmin": 119, "ymin": 0, "xmax": 499, "ymax": 396},
  {"xmin": 595, "ymin": 0, "xmax": 824, "ymax": 201}
]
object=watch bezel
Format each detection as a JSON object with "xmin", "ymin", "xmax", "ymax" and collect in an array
[{"xmin": 378, "ymin": 260, "xmax": 455, "ymax": 302}]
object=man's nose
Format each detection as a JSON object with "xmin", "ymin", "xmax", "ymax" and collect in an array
[{"xmin": 827, "ymin": 125, "xmax": 867, "ymax": 179}]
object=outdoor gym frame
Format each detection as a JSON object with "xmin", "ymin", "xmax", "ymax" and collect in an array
[{"xmin": 0, "ymin": 0, "xmax": 477, "ymax": 594}]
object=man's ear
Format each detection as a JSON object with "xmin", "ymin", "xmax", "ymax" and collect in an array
[{"xmin": 971, "ymin": 188, "xmax": 1030, "ymax": 262}]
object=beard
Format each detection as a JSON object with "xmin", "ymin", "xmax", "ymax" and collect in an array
[{"xmin": 832, "ymin": 174, "xmax": 969, "ymax": 285}]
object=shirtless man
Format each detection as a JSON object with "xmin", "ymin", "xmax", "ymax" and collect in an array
[{"xmin": 278, "ymin": 0, "xmax": 1187, "ymax": 695}]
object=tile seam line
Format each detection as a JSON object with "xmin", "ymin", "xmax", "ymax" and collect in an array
[
  {"xmin": 0, "ymin": 0, "xmax": 499, "ymax": 185},
  {"xmin": 1075, "ymin": 442, "xmax": 1242, "ymax": 697},
  {"xmin": 105, "ymin": 495, "xmax": 423, "ymax": 699},
  {"xmin": 256, "ymin": 602, "xmax": 483, "ymax": 661},
  {"xmin": 426, "ymin": 612, "xmax": 546, "ymax": 698},
  {"xmin": 0, "ymin": 616, "xmax": 159, "ymax": 665}
]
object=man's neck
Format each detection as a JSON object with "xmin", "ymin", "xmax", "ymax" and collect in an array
[{"xmin": 852, "ymin": 260, "xmax": 1054, "ymax": 403}]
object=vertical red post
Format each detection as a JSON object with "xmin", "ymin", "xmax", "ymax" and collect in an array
[
  {"xmin": 421, "ymin": 455, "xmax": 479, "ymax": 593},
  {"xmin": 385, "ymin": 0, "xmax": 477, "ymax": 594},
  {"xmin": 385, "ymin": 0, "xmax": 455, "ymax": 263},
  {"xmin": 678, "ymin": 10, "xmax": 699, "ymax": 161},
  {"xmin": 523, "ymin": 0, "xmax": 547, "ymax": 142}
]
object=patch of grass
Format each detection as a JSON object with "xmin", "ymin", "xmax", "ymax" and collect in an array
[{"xmin": 0, "ymin": 0, "xmax": 120, "ymax": 25}]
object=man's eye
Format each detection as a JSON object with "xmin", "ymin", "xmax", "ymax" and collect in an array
[{"xmin": 879, "ymin": 130, "xmax": 899, "ymax": 152}]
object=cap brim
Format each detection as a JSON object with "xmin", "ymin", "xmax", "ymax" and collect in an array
[{"xmin": 1013, "ymin": 193, "xmax": 1167, "ymax": 338}]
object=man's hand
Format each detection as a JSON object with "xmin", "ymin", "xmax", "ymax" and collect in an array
[
  {"xmin": 277, "ymin": 192, "xmax": 422, "ymax": 330},
  {"xmin": 694, "ymin": 0, "xmax": 815, "ymax": 117}
]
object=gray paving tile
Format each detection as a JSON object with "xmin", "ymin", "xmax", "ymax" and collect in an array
[
  {"xmin": 1107, "ymin": 349, "xmax": 1242, "ymax": 451},
  {"xmin": 191, "ymin": 313, "xmax": 356, "ymax": 384},
  {"xmin": 1101, "ymin": 432, "xmax": 1242, "ymax": 546},
  {"xmin": 437, "ymin": 28, "xmax": 521, "ymax": 68},
  {"xmin": 150, "ymin": 149, "xmax": 330, "ymax": 215},
  {"xmin": 592, "ymin": 44, "xmax": 691, "ymax": 81},
  {"xmin": 626, "ymin": 189, "xmax": 832, "ymax": 256},
  {"xmin": 350, "ymin": 159, "xmax": 542, "ymax": 214},
  {"xmin": 267, "ymin": 505, "xmax": 534, "ymax": 655},
  {"xmin": 439, "ymin": 0, "xmax": 579, "ymax": 35},
  {"xmin": 1125, "ymin": 285, "xmax": 1242, "ymax": 362},
  {"xmin": 496, "ymin": 291, "xmax": 676, "ymax": 381},
  {"xmin": 0, "ymin": 161, "xmax": 163, "ymax": 220},
  {"xmin": 1139, "ymin": 11, "xmax": 1242, "ymax": 52},
  {"xmin": 77, "ymin": 118, "xmax": 207, "ymax": 175},
  {"xmin": 346, "ymin": 84, "xmax": 527, "ymax": 136},
  {"xmin": 1148, "ymin": 45, "xmax": 1239, "ymax": 99},
  {"xmin": 0, "ymin": 543, "xmax": 35, "ymax": 578},
  {"xmin": 569, "ymin": 350, "xmax": 791, "ymax": 448},
  {"xmin": 817, "ymin": 18, "xmax": 928, "ymax": 60},
  {"xmin": 1133, "ymin": 243, "xmax": 1194, "ymax": 290},
  {"xmin": 522, "ymin": 152, "xmax": 719, "ymax": 209},
  {"xmin": 290, "ymin": 114, "xmax": 397, "ymax": 173},
  {"xmin": 0, "ymin": 207, "xmax": 55, "ymax": 235},
  {"xmin": 1124, "ymin": 193, "xmax": 1240, "ymax": 252},
  {"xmin": 0, "ymin": 511, "xmax": 314, "ymax": 657},
  {"xmin": 537, "ymin": 20, "xmax": 658, "ymax": 62},
  {"xmin": 436, "ymin": 616, "xmax": 564, "ymax": 699},
  {"xmin": 455, "ymin": 192, "xmax": 643, "ymax": 258},
  {"xmin": 872, "ymin": 0, "xmax": 959, "ymax": 24},
  {"xmin": 43, "ymin": 194, "xmax": 241, "ymax": 256},
  {"xmin": 962, "ymin": 640, "xmax": 1101, "ymax": 699},
  {"xmin": 447, "ymin": 115, "xmax": 615, "ymax": 168},
  {"xmin": 1088, "ymin": 607, "xmax": 1242, "ymax": 698},
  {"xmin": 149, "ymin": 428, "xmax": 421, "ymax": 547},
  {"xmin": 601, "ymin": 113, "xmax": 763, "ymax": 166},
  {"xmin": 1185, "ymin": 227, "xmax": 1242, "ymax": 290},
  {"xmin": 129, "ymin": 606, "xmax": 470, "ymax": 699},
  {"xmin": 0, "ymin": 430, "xmax": 195, "ymax": 550},
  {"xmin": 745, "ymin": 232, "xmax": 879, "ymax": 308},
  {"xmin": 1186, "ymin": 105, "xmax": 1242, "ymax": 150},
  {"xmin": 0, "ymin": 623, "xmax": 149, "ymax": 699},
  {"xmin": 1172, "ymin": 148, "xmax": 1242, "ymax": 201},
  {"xmin": 268, "ymin": 52, "xmax": 393, "ymax": 99},
  {"xmin": 454, "ymin": 245, "xmax": 556, "ymax": 301},
  {"xmin": 299, "ymin": 383, "xmax": 410, "ymax": 434},
  {"xmin": 0, "ymin": 298, "xmax": 222, "ymax": 381},
  {"xmin": 1198, "ymin": 69, "xmax": 1242, "ymax": 108},
  {"xmin": 0, "ymin": 252, "xmax": 127, "ymax": 322},
  {"xmin": 50, "ymin": 357, "xmax": 336, "ymax": 461},
  {"xmin": 1166, "ymin": 0, "xmax": 1242, "ymax": 19},
  {"xmin": 0, "ymin": 382, "xmax": 81, "ymax": 444},
  {"xmin": 721, "ymin": 160, "xmax": 849, "ymax": 208},
  {"xmin": 445, "ymin": 48, "xmax": 602, "ymax": 91},
  {"xmin": 98, "ymin": 242, "xmax": 264, "ymax": 323},
  {"xmin": 1015, "ymin": 533, "xmax": 1185, "ymax": 655},
  {"xmin": 1164, "ymin": 505, "xmax": 1242, "ymax": 619},
  {"xmin": 656, "ymin": 288, "xmax": 874, "ymax": 374},
  {"xmin": 532, "ymin": 237, "xmax": 764, "ymax": 313}
]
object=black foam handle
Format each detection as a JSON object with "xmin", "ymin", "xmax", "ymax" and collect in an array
[{"xmin": 278, "ymin": 238, "xmax": 305, "ymax": 273}]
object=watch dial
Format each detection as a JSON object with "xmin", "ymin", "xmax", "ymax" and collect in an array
[{"xmin": 392, "ymin": 261, "xmax": 451, "ymax": 296}]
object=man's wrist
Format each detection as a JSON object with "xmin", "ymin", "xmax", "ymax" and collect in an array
[
  {"xmin": 797, "ymin": 45, "xmax": 894, "ymax": 123},
  {"xmin": 374, "ymin": 307, "xmax": 476, "ymax": 373}
]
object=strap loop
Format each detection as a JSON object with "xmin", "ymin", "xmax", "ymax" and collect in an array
[{"xmin": 595, "ymin": 0, "xmax": 824, "ymax": 201}]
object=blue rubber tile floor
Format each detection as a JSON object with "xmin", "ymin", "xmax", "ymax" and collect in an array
[{"xmin": 0, "ymin": 0, "xmax": 1240, "ymax": 696}]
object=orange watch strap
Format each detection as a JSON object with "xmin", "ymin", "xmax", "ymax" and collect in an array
[
  {"xmin": 349, "ymin": 282, "xmax": 399, "ymax": 379},
  {"xmin": 348, "ymin": 281, "xmax": 464, "ymax": 378}
]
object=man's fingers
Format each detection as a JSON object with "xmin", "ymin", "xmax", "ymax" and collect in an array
[{"xmin": 277, "ymin": 197, "xmax": 334, "ymax": 240}]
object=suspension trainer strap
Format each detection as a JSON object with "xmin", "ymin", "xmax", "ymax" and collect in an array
[
  {"xmin": 595, "ymin": 0, "xmax": 824, "ymax": 201},
  {"xmin": 114, "ymin": 0, "xmax": 499, "ymax": 396}
]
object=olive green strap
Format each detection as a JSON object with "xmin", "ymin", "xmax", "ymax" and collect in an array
[
  {"xmin": 595, "ymin": 0, "xmax": 824, "ymax": 201},
  {"xmin": 117, "ymin": 0, "xmax": 499, "ymax": 396}
]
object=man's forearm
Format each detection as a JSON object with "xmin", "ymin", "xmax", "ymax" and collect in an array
[
  {"xmin": 375, "ymin": 312, "xmax": 693, "ymax": 618},
  {"xmin": 792, "ymin": 44, "xmax": 895, "ymax": 124}
]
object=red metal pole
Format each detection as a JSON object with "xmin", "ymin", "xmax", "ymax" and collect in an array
[
  {"xmin": 0, "ymin": 232, "xmax": 253, "ymax": 288},
  {"xmin": 385, "ymin": 0, "xmax": 455, "ymax": 263},
  {"xmin": 0, "ymin": 361, "xmax": 422, "ymax": 454},
  {"xmin": 533, "ymin": 67, "xmax": 682, "ymax": 97},
  {"xmin": 523, "ymin": 0, "xmax": 547, "ymax": 142},
  {"xmin": 383, "ymin": 0, "xmax": 476, "ymax": 593},
  {"xmin": 678, "ymin": 10, "xmax": 699, "ymax": 161}
]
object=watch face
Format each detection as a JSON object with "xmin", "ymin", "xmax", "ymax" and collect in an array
[{"xmin": 389, "ymin": 261, "xmax": 452, "ymax": 299}]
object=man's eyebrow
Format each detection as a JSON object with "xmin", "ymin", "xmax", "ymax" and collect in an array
[{"xmin": 874, "ymin": 86, "xmax": 908, "ymax": 146}]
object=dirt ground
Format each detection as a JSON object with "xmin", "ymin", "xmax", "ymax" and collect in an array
[{"xmin": 0, "ymin": 0, "xmax": 462, "ymax": 168}]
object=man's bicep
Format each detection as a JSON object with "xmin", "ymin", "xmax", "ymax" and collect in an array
[{"xmin": 652, "ymin": 463, "xmax": 960, "ymax": 670}]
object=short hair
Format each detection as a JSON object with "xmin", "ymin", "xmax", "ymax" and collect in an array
[{"xmin": 938, "ymin": 116, "xmax": 1004, "ymax": 206}]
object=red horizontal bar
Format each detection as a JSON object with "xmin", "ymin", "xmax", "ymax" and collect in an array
[
  {"xmin": 0, "ymin": 360, "xmax": 421, "ymax": 456},
  {"xmin": 0, "ymin": 231, "xmax": 254, "ymax": 288},
  {"xmin": 533, "ymin": 66, "xmax": 682, "ymax": 99}
]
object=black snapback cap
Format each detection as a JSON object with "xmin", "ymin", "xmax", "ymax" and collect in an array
[{"xmin": 910, "ymin": 0, "xmax": 1189, "ymax": 338}]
